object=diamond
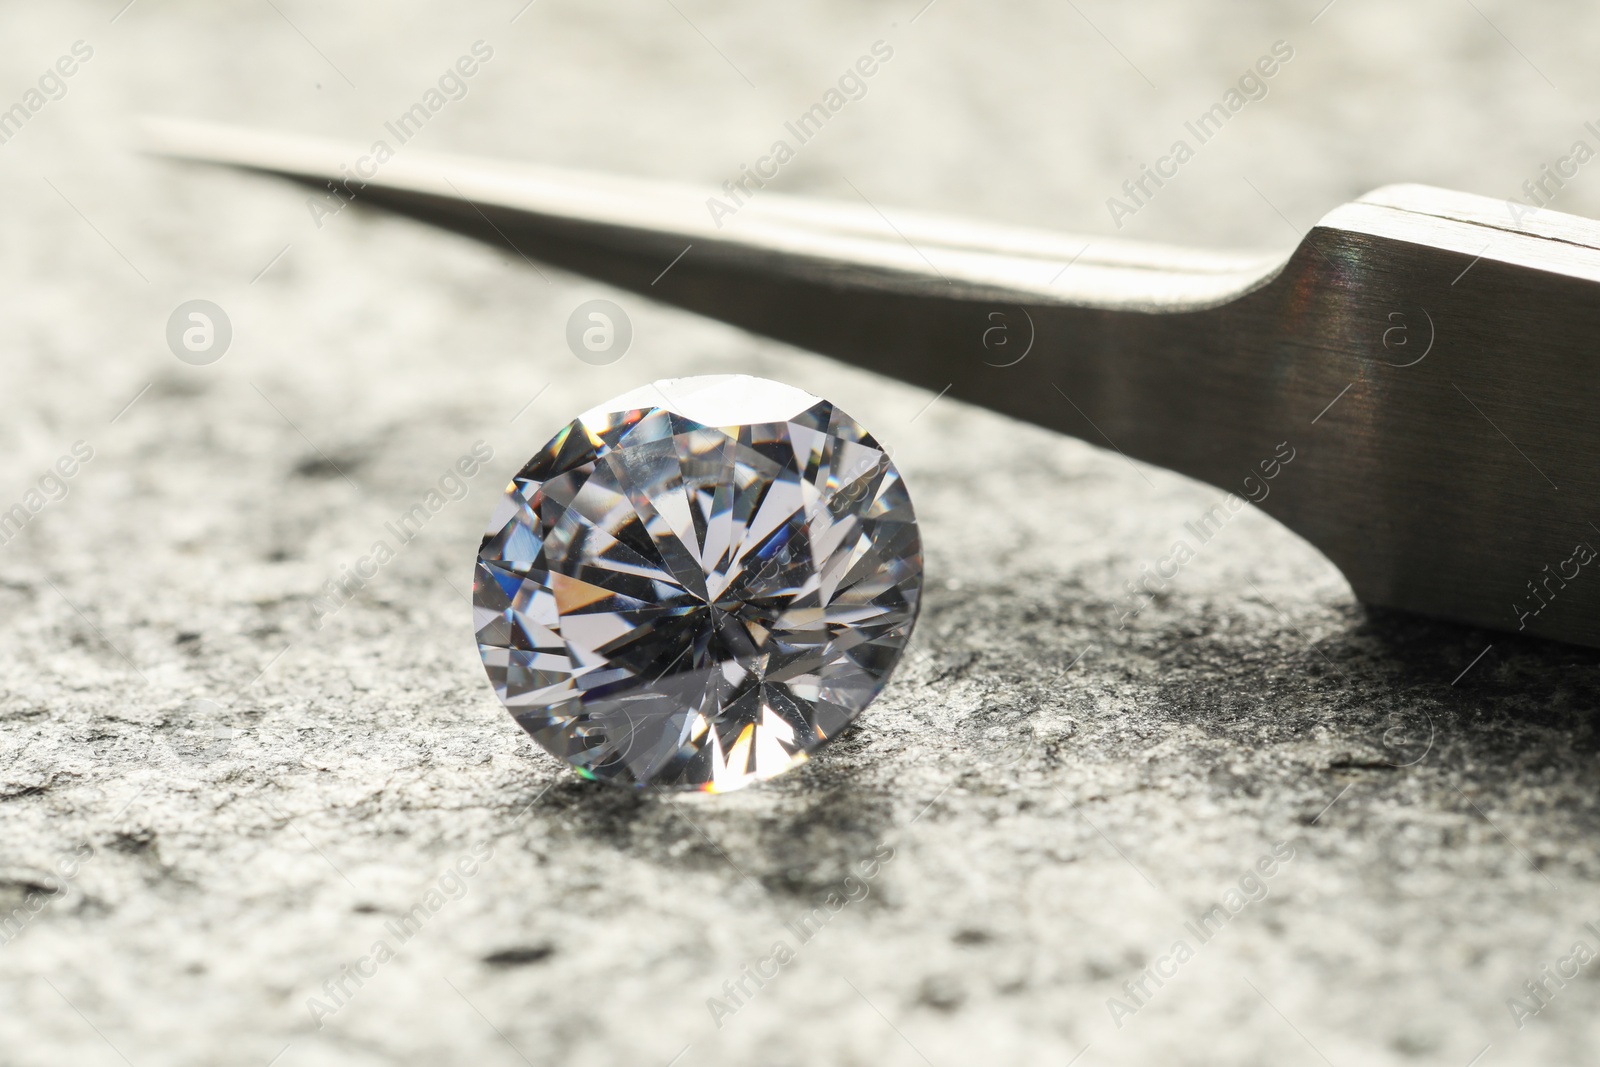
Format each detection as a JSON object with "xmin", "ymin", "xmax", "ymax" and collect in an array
[{"xmin": 473, "ymin": 375, "xmax": 923, "ymax": 791}]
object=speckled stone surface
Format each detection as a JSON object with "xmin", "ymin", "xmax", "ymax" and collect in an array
[{"xmin": 3, "ymin": 3, "xmax": 1600, "ymax": 1065}]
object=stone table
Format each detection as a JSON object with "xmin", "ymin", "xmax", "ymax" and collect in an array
[{"xmin": 2, "ymin": 2, "xmax": 1599, "ymax": 1065}]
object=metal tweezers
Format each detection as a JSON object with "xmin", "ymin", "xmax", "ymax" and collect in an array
[{"xmin": 144, "ymin": 118, "xmax": 1600, "ymax": 649}]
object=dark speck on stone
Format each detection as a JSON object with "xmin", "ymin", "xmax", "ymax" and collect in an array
[
  {"xmin": 292, "ymin": 454, "xmax": 359, "ymax": 479},
  {"xmin": 917, "ymin": 974, "xmax": 966, "ymax": 1012},
  {"xmin": 483, "ymin": 945, "xmax": 556, "ymax": 967},
  {"xmin": 109, "ymin": 829, "xmax": 155, "ymax": 854}
]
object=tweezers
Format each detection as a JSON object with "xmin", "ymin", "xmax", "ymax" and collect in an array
[{"xmin": 143, "ymin": 117, "xmax": 1600, "ymax": 649}]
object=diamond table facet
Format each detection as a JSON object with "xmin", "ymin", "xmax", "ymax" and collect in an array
[{"xmin": 473, "ymin": 375, "xmax": 923, "ymax": 791}]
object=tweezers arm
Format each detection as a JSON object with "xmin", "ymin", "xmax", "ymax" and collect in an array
[{"xmin": 138, "ymin": 119, "xmax": 1292, "ymax": 471}]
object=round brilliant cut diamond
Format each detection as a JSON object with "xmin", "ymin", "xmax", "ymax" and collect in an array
[{"xmin": 473, "ymin": 375, "xmax": 923, "ymax": 791}]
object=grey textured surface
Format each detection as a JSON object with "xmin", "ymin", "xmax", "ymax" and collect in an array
[{"xmin": 4, "ymin": 2, "xmax": 1600, "ymax": 1065}]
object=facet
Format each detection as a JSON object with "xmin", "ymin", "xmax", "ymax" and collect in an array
[{"xmin": 473, "ymin": 375, "xmax": 923, "ymax": 791}]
